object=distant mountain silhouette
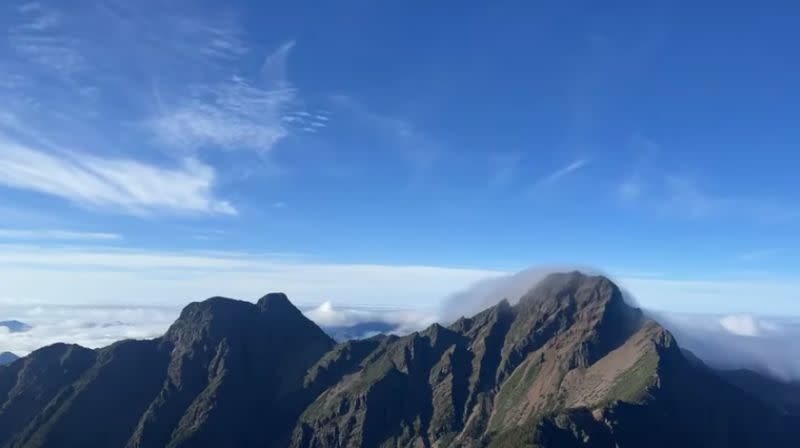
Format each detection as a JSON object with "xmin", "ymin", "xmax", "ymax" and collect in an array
[
  {"xmin": 323, "ymin": 321, "xmax": 398, "ymax": 341},
  {"xmin": 0, "ymin": 320, "xmax": 30, "ymax": 333},
  {"xmin": 1, "ymin": 273, "xmax": 798, "ymax": 447}
]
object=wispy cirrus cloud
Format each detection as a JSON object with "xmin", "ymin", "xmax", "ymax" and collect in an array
[
  {"xmin": 7, "ymin": 2, "xmax": 86, "ymax": 78},
  {"xmin": 617, "ymin": 135, "xmax": 659, "ymax": 201},
  {"xmin": 3, "ymin": 2, "xmax": 256, "ymax": 93},
  {"xmin": 0, "ymin": 137, "xmax": 235, "ymax": 215},
  {"xmin": 1, "ymin": 2, "xmax": 318, "ymax": 221},
  {"xmin": 536, "ymin": 158, "xmax": 590, "ymax": 187},
  {"xmin": 151, "ymin": 41, "xmax": 300, "ymax": 152},
  {"xmin": 659, "ymin": 176, "xmax": 799, "ymax": 222},
  {"xmin": 0, "ymin": 1, "xmax": 320, "ymax": 222},
  {"xmin": 737, "ymin": 248, "xmax": 784, "ymax": 263},
  {"xmin": 329, "ymin": 95, "xmax": 440, "ymax": 176},
  {"xmin": 613, "ymin": 138, "xmax": 798, "ymax": 222},
  {"xmin": 659, "ymin": 176, "xmax": 724, "ymax": 218},
  {"xmin": 486, "ymin": 152, "xmax": 524, "ymax": 189},
  {"xmin": 0, "ymin": 229, "xmax": 122, "ymax": 241}
]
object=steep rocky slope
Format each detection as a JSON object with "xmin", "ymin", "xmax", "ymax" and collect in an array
[{"xmin": 291, "ymin": 273, "xmax": 799, "ymax": 447}]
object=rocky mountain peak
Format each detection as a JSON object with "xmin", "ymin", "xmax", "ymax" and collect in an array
[
  {"xmin": 518, "ymin": 271, "xmax": 623, "ymax": 309},
  {"xmin": 257, "ymin": 291, "xmax": 294, "ymax": 312},
  {"xmin": 165, "ymin": 297, "xmax": 258, "ymax": 346}
]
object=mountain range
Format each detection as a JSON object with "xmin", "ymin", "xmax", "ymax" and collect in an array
[
  {"xmin": 322, "ymin": 321, "xmax": 400, "ymax": 342},
  {"xmin": 1, "ymin": 272, "xmax": 798, "ymax": 447},
  {"xmin": 0, "ymin": 320, "xmax": 30, "ymax": 333}
]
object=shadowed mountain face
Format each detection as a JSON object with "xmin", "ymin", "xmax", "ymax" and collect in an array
[
  {"xmin": 1, "ymin": 273, "xmax": 798, "ymax": 447},
  {"xmin": 0, "ymin": 293, "xmax": 334, "ymax": 448}
]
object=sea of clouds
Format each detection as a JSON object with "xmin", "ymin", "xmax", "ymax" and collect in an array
[
  {"xmin": 3, "ymin": 268, "xmax": 800, "ymax": 382},
  {"xmin": 0, "ymin": 305, "xmax": 180, "ymax": 354},
  {"xmin": 0, "ymin": 301, "xmax": 434, "ymax": 356}
]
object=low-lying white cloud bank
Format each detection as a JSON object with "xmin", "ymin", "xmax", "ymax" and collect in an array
[
  {"xmin": 302, "ymin": 301, "xmax": 435, "ymax": 335},
  {"xmin": 0, "ymin": 305, "xmax": 180, "ymax": 355},
  {"xmin": 655, "ymin": 311, "xmax": 800, "ymax": 381}
]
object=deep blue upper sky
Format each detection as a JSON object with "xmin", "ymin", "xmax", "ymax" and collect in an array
[{"xmin": 0, "ymin": 0, "xmax": 798, "ymax": 312}]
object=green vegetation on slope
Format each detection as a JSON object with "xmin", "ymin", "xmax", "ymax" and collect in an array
[{"xmin": 604, "ymin": 349, "xmax": 658, "ymax": 404}]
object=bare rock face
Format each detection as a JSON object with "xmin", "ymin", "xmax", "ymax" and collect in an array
[{"xmin": 1, "ymin": 273, "xmax": 799, "ymax": 447}]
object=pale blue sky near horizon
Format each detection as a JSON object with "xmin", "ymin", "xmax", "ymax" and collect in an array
[{"xmin": 0, "ymin": 0, "xmax": 798, "ymax": 314}]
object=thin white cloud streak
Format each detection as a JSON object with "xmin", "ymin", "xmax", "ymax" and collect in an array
[
  {"xmin": 17, "ymin": 3, "xmax": 44, "ymax": 14},
  {"xmin": 0, "ymin": 137, "xmax": 236, "ymax": 215},
  {"xmin": 152, "ymin": 42, "xmax": 296, "ymax": 152},
  {"xmin": 653, "ymin": 176, "xmax": 798, "ymax": 222},
  {"xmin": 617, "ymin": 134, "xmax": 659, "ymax": 201},
  {"xmin": 660, "ymin": 176, "xmax": 724, "ymax": 218},
  {"xmin": 5, "ymin": 0, "xmax": 248, "ymax": 81},
  {"xmin": 618, "ymin": 180, "xmax": 642, "ymax": 200},
  {"xmin": 737, "ymin": 248, "xmax": 784, "ymax": 262},
  {"xmin": 329, "ymin": 95, "xmax": 440, "ymax": 175},
  {"xmin": 0, "ymin": 245, "xmax": 503, "ymax": 308},
  {"xmin": 0, "ymin": 229, "xmax": 122, "ymax": 241},
  {"xmin": 8, "ymin": 3, "xmax": 85, "ymax": 77},
  {"xmin": 539, "ymin": 158, "xmax": 590, "ymax": 186},
  {"xmin": 613, "ymin": 138, "xmax": 798, "ymax": 222},
  {"xmin": 487, "ymin": 152, "xmax": 524, "ymax": 189}
]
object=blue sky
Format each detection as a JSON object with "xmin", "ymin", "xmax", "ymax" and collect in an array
[{"xmin": 1, "ymin": 0, "xmax": 799, "ymax": 314}]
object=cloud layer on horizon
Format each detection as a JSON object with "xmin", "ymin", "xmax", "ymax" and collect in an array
[
  {"xmin": 0, "ymin": 304, "xmax": 179, "ymax": 355},
  {"xmin": 4, "ymin": 293, "xmax": 799, "ymax": 384},
  {"xmin": 303, "ymin": 301, "xmax": 435, "ymax": 336}
]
